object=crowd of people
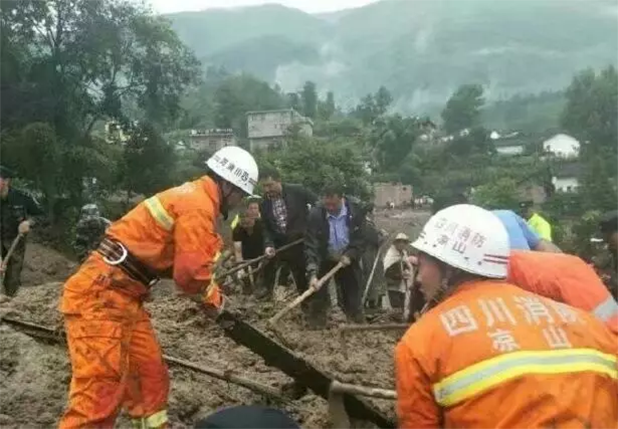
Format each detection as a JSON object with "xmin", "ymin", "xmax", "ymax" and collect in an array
[{"xmin": 1, "ymin": 152, "xmax": 617, "ymax": 428}]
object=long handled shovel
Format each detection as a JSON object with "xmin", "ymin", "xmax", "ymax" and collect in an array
[
  {"xmin": 268, "ymin": 262, "xmax": 344, "ymax": 326},
  {"xmin": 1, "ymin": 234, "xmax": 24, "ymax": 293}
]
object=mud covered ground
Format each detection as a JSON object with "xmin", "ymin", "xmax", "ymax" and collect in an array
[{"xmin": 0, "ymin": 209, "xmax": 429, "ymax": 428}]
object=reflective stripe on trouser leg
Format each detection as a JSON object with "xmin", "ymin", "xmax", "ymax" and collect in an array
[{"xmin": 130, "ymin": 410, "xmax": 168, "ymax": 429}]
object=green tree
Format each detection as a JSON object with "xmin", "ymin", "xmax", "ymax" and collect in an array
[
  {"xmin": 369, "ymin": 115, "xmax": 421, "ymax": 172},
  {"xmin": 213, "ymin": 74, "xmax": 285, "ymax": 136},
  {"xmin": 0, "ymin": 0, "xmax": 200, "ymax": 208},
  {"xmin": 120, "ymin": 123, "xmax": 177, "ymax": 197},
  {"xmin": 442, "ymin": 84, "xmax": 485, "ymax": 134},
  {"xmin": 258, "ymin": 136, "xmax": 371, "ymax": 199},
  {"xmin": 375, "ymin": 86, "xmax": 393, "ymax": 116},
  {"xmin": 318, "ymin": 91, "xmax": 336, "ymax": 121},
  {"xmin": 471, "ymin": 178, "xmax": 521, "ymax": 210},
  {"xmin": 353, "ymin": 86, "xmax": 393, "ymax": 125},
  {"xmin": 301, "ymin": 81, "xmax": 318, "ymax": 119}
]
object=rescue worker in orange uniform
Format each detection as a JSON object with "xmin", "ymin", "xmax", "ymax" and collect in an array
[
  {"xmin": 396, "ymin": 204, "xmax": 618, "ymax": 429},
  {"xmin": 58, "ymin": 146, "xmax": 259, "ymax": 429},
  {"xmin": 508, "ymin": 250, "xmax": 618, "ymax": 334}
]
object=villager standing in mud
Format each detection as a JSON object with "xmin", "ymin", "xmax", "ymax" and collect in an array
[
  {"xmin": 258, "ymin": 166, "xmax": 316, "ymax": 300},
  {"xmin": 0, "ymin": 165, "xmax": 43, "ymax": 297},
  {"xmin": 383, "ymin": 233, "xmax": 412, "ymax": 310},
  {"xmin": 305, "ymin": 184, "xmax": 367, "ymax": 327},
  {"xmin": 73, "ymin": 203, "xmax": 111, "ymax": 263}
]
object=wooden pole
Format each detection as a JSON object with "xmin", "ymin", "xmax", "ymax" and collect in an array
[
  {"xmin": 217, "ymin": 239, "xmax": 303, "ymax": 280},
  {"xmin": 163, "ymin": 355, "xmax": 288, "ymax": 402},
  {"xmin": 330, "ymin": 380, "xmax": 397, "ymax": 400},
  {"xmin": 339, "ymin": 323, "xmax": 409, "ymax": 333},
  {"xmin": 268, "ymin": 262, "xmax": 344, "ymax": 325},
  {"xmin": 362, "ymin": 245, "xmax": 384, "ymax": 305},
  {"xmin": 1, "ymin": 234, "xmax": 24, "ymax": 289}
]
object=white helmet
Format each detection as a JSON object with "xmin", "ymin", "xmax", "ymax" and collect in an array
[
  {"xmin": 206, "ymin": 146, "xmax": 258, "ymax": 195},
  {"xmin": 411, "ymin": 204, "xmax": 510, "ymax": 278}
]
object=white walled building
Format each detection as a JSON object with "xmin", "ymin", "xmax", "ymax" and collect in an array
[{"xmin": 543, "ymin": 133, "xmax": 580, "ymax": 158}]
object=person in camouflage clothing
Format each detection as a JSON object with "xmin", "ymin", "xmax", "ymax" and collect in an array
[{"xmin": 74, "ymin": 204, "xmax": 111, "ymax": 262}]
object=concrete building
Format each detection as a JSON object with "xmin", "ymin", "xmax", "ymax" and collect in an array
[
  {"xmin": 552, "ymin": 162, "xmax": 581, "ymax": 192},
  {"xmin": 543, "ymin": 133, "xmax": 580, "ymax": 158},
  {"xmin": 374, "ymin": 182, "xmax": 413, "ymax": 208},
  {"xmin": 189, "ymin": 129, "xmax": 237, "ymax": 152},
  {"xmin": 492, "ymin": 131, "xmax": 526, "ymax": 155},
  {"xmin": 247, "ymin": 109, "xmax": 313, "ymax": 151}
]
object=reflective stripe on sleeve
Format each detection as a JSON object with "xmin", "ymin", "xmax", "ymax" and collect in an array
[
  {"xmin": 144, "ymin": 196, "xmax": 174, "ymax": 231},
  {"xmin": 593, "ymin": 296, "xmax": 618, "ymax": 322},
  {"xmin": 433, "ymin": 348, "xmax": 617, "ymax": 407}
]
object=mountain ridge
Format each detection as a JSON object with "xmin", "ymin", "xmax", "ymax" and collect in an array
[{"xmin": 165, "ymin": 0, "xmax": 618, "ymax": 114}]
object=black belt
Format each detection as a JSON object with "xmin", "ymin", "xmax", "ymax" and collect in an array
[{"xmin": 97, "ymin": 238, "xmax": 159, "ymax": 288}]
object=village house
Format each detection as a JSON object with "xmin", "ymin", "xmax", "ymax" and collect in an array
[
  {"xmin": 491, "ymin": 131, "xmax": 527, "ymax": 156},
  {"xmin": 189, "ymin": 129, "xmax": 237, "ymax": 152},
  {"xmin": 542, "ymin": 133, "xmax": 580, "ymax": 158},
  {"xmin": 247, "ymin": 109, "xmax": 313, "ymax": 151},
  {"xmin": 552, "ymin": 161, "xmax": 581, "ymax": 192}
]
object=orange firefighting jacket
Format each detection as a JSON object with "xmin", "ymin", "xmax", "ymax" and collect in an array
[
  {"xmin": 105, "ymin": 176, "xmax": 223, "ymax": 305},
  {"xmin": 508, "ymin": 250, "xmax": 618, "ymax": 334},
  {"xmin": 395, "ymin": 281, "xmax": 618, "ymax": 429}
]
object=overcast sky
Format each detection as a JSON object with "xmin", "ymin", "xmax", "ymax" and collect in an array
[{"xmin": 149, "ymin": 0, "xmax": 380, "ymax": 15}]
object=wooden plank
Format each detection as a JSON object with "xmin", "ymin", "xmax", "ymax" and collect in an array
[{"xmin": 217, "ymin": 310, "xmax": 396, "ymax": 428}]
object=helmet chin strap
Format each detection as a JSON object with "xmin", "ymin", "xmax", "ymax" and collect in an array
[
  {"xmin": 422, "ymin": 265, "xmax": 457, "ymax": 314},
  {"xmin": 219, "ymin": 183, "xmax": 232, "ymax": 221}
]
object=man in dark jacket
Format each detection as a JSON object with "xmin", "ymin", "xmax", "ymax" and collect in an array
[
  {"xmin": 258, "ymin": 166, "xmax": 317, "ymax": 300},
  {"xmin": 0, "ymin": 165, "xmax": 44, "ymax": 296},
  {"xmin": 305, "ymin": 184, "xmax": 367, "ymax": 327}
]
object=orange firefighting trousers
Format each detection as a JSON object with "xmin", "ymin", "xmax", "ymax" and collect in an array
[{"xmin": 59, "ymin": 254, "xmax": 169, "ymax": 429}]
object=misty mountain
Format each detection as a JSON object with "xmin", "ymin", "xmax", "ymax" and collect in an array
[{"xmin": 166, "ymin": 0, "xmax": 618, "ymax": 113}]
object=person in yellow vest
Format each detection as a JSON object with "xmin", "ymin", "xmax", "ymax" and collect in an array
[{"xmin": 519, "ymin": 200, "xmax": 552, "ymax": 241}]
